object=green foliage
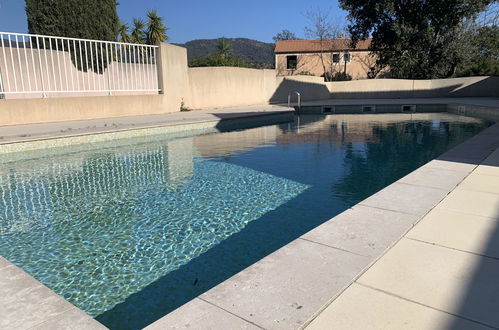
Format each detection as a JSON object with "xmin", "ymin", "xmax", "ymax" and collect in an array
[
  {"xmin": 179, "ymin": 38, "xmax": 275, "ymax": 68},
  {"xmin": 146, "ymin": 10, "xmax": 168, "ymax": 45},
  {"xmin": 131, "ymin": 18, "xmax": 146, "ymax": 44},
  {"xmin": 118, "ymin": 21, "xmax": 132, "ymax": 43},
  {"xmin": 119, "ymin": 10, "xmax": 168, "ymax": 45},
  {"xmin": 189, "ymin": 54, "xmax": 252, "ymax": 68},
  {"xmin": 455, "ymin": 58, "xmax": 499, "ymax": 76},
  {"xmin": 189, "ymin": 38, "xmax": 252, "ymax": 68},
  {"xmin": 273, "ymin": 30, "xmax": 299, "ymax": 42},
  {"xmin": 26, "ymin": 0, "xmax": 119, "ymax": 41},
  {"xmin": 216, "ymin": 38, "xmax": 232, "ymax": 59},
  {"xmin": 26, "ymin": 0, "xmax": 119, "ymax": 73},
  {"xmin": 339, "ymin": 0, "xmax": 494, "ymax": 79},
  {"xmin": 455, "ymin": 25, "xmax": 499, "ymax": 76},
  {"xmin": 322, "ymin": 72, "xmax": 353, "ymax": 81}
]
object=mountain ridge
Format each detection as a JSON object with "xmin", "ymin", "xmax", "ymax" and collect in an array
[{"xmin": 174, "ymin": 37, "xmax": 275, "ymax": 68}]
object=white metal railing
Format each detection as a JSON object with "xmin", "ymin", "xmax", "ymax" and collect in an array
[{"xmin": 0, "ymin": 31, "xmax": 160, "ymax": 99}]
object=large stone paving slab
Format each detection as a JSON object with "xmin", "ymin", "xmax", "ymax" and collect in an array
[
  {"xmin": 199, "ymin": 239, "xmax": 370, "ymax": 330},
  {"xmin": 398, "ymin": 167, "xmax": 470, "ymax": 190},
  {"xmin": 436, "ymin": 189, "xmax": 499, "ymax": 219},
  {"xmin": 29, "ymin": 306, "xmax": 106, "ymax": 330},
  {"xmin": 0, "ymin": 261, "xmax": 103, "ymax": 330},
  {"xmin": 305, "ymin": 283, "xmax": 487, "ymax": 330},
  {"xmin": 0, "ymin": 265, "xmax": 72, "ymax": 330},
  {"xmin": 422, "ymin": 159, "xmax": 478, "ymax": 173},
  {"xmin": 458, "ymin": 173, "xmax": 499, "ymax": 194},
  {"xmin": 407, "ymin": 208, "xmax": 499, "ymax": 259},
  {"xmin": 144, "ymin": 298, "xmax": 259, "ymax": 330},
  {"xmin": 357, "ymin": 238, "xmax": 499, "ymax": 328},
  {"xmin": 359, "ymin": 182, "xmax": 449, "ymax": 217},
  {"xmin": 301, "ymin": 205, "xmax": 419, "ymax": 257}
]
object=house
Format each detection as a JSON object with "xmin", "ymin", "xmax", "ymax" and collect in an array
[{"xmin": 274, "ymin": 36, "xmax": 374, "ymax": 79}]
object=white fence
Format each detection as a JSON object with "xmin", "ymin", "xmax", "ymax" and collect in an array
[{"xmin": 0, "ymin": 31, "xmax": 160, "ymax": 99}]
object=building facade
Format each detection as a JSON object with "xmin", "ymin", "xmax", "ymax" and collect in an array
[{"xmin": 275, "ymin": 37, "xmax": 375, "ymax": 80}]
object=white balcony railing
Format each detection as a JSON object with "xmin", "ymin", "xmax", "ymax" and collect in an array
[{"xmin": 0, "ymin": 31, "xmax": 160, "ymax": 99}]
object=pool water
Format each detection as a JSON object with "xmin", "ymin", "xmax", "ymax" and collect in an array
[{"xmin": 0, "ymin": 113, "xmax": 492, "ymax": 329}]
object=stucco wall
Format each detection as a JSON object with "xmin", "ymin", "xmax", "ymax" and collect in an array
[
  {"xmin": 0, "ymin": 43, "xmax": 187, "ymax": 126},
  {"xmin": 186, "ymin": 67, "xmax": 276, "ymax": 109},
  {"xmin": 271, "ymin": 75, "xmax": 331, "ymax": 103},
  {"xmin": 275, "ymin": 51, "xmax": 373, "ymax": 79},
  {"xmin": 327, "ymin": 76, "xmax": 499, "ymax": 99}
]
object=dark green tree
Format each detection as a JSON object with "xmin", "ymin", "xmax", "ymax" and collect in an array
[
  {"xmin": 26, "ymin": 0, "xmax": 119, "ymax": 73},
  {"xmin": 339, "ymin": 0, "xmax": 494, "ymax": 79},
  {"xmin": 455, "ymin": 25, "xmax": 499, "ymax": 76},
  {"xmin": 189, "ymin": 38, "xmax": 251, "ymax": 68},
  {"xmin": 216, "ymin": 37, "xmax": 232, "ymax": 59},
  {"xmin": 145, "ymin": 10, "xmax": 168, "ymax": 45},
  {"xmin": 131, "ymin": 18, "xmax": 146, "ymax": 44},
  {"xmin": 272, "ymin": 30, "xmax": 299, "ymax": 42},
  {"xmin": 26, "ymin": 0, "xmax": 119, "ymax": 41},
  {"xmin": 117, "ymin": 21, "xmax": 132, "ymax": 43}
]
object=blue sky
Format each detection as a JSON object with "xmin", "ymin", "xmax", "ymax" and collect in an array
[{"xmin": 0, "ymin": 0, "xmax": 348, "ymax": 43}]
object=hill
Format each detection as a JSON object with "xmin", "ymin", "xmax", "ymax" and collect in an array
[{"xmin": 174, "ymin": 38, "xmax": 275, "ymax": 69}]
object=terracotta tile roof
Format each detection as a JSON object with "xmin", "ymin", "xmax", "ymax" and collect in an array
[{"xmin": 274, "ymin": 38, "xmax": 372, "ymax": 54}]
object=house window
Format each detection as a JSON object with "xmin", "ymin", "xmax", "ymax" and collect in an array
[
  {"xmin": 286, "ymin": 56, "xmax": 297, "ymax": 70},
  {"xmin": 343, "ymin": 52, "xmax": 351, "ymax": 63},
  {"xmin": 332, "ymin": 53, "xmax": 340, "ymax": 63}
]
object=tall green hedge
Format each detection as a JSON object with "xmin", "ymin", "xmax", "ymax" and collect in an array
[
  {"xmin": 26, "ymin": 0, "xmax": 120, "ymax": 73},
  {"xmin": 26, "ymin": 0, "xmax": 119, "ymax": 41}
]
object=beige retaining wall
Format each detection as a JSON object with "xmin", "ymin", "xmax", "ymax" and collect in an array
[
  {"xmin": 0, "ymin": 43, "xmax": 187, "ymax": 126},
  {"xmin": 186, "ymin": 67, "xmax": 276, "ymax": 109},
  {"xmin": 327, "ymin": 76, "xmax": 499, "ymax": 99}
]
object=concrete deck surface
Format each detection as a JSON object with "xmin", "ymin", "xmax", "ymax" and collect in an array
[{"xmin": 305, "ymin": 128, "xmax": 499, "ymax": 330}]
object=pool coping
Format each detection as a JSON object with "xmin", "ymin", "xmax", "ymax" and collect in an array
[
  {"xmin": 0, "ymin": 106, "xmax": 294, "ymax": 155},
  {"xmin": 145, "ymin": 119, "xmax": 499, "ymax": 329},
  {"xmin": 1, "ymin": 106, "xmax": 498, "ymax": 329}
]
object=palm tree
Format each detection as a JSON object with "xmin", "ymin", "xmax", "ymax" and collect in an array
[
  {"xmin": 216, "ymin": 38, "xmax": 232, "ymax": 60},
  {"xmin": 118, "ymin": 21, "xmax": 131, "ymax": 43},
  {"xmin": 131, "ymin": 18, "xmax": 146, "ymax": 44},
  {"xmin": 146, "ymin": 10, "xmax": 168, "ymax": 45}
]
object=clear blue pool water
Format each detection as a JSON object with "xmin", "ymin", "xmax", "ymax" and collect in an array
[{"xmin": 0, "ymin": 113, "xmax": 492, "ymax": 329}]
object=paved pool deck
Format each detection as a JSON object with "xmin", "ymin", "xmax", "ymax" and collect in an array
[{"xmin": 1, "ymin": 98, "xmax": 498, "ymax": 329}]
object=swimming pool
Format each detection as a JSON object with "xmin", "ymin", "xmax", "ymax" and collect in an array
[{"xmin": 0, "ymin": 113, "xmax": 492, "ymax": 329}]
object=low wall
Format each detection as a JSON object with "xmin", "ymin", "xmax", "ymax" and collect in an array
[
  {"xmin": 327, "ymin": 76, "xmax": 499, "ymax": 99},
  {"xmin": 0, "ymin": 94, "xmax": 172, "ymax": 126},
  {"xmin": 271, "ymin": 76, "xmax": 331, "ymax": 103},
  {"xmin": 186, "ymin": 67, "xmax": 276, "ymax": 109},
  {"xmin": 0, "ymin": 44, "xmax": 187, "ymax": 126}
]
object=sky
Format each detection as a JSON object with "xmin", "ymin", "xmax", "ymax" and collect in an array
[{"xmin": 0, "ymin": 0, "xmax": 349, "ymax": 43}]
